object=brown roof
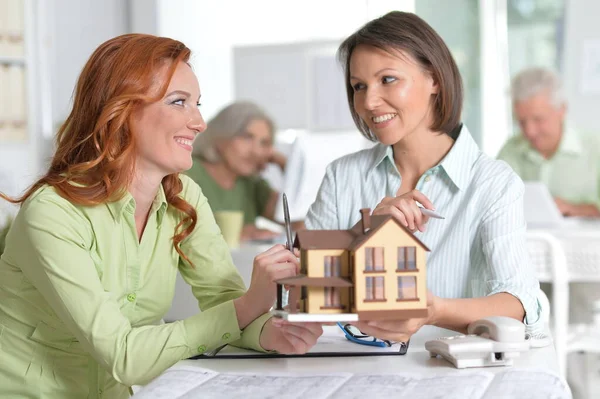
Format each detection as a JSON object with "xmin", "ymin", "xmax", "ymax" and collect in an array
[
  {"xmin": 294, "ymin": 214, "xmax": 430, "ymax": 252},
  {"xmin": 349, "ymin": 215, "xmax": 430, "ymax": 252},
  {"xmin": 293, "ymin": 230, "xmax": 355, "ymax": 249},
  {"xmin": 275, "ymin": 275, "xmax": 353, "ymax": 287}
]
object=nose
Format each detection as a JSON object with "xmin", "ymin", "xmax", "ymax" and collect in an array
[
  {"xmin": 521, "ymin": 121, "xmax": 538, "ymax": 140},
  {"xmin": 363, "ymin": 87, "xmax": 382, "ymax": 111},
  {"xmin": 187, "ymin": 107, "xmax": 206, "ymax": 135}
]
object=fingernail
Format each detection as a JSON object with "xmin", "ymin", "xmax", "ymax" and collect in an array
[
  {"xmin": 368, "ymin": 321, "xmax": 378, "ymax": 327},
  {"xmin": 272, "ymin": 318, "xmax": 284, "ymax": 327}
]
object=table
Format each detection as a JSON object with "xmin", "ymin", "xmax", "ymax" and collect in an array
[
  {"xmin": 165, "ymin": 225, "xmax": 600, "ymax": 378},
  {"xmin": 175, "ymin": 325, "xmax": 560, "ymax": 376},
  {"xmin": 131, "ymin": 325, "xmax": 569, "ymax": 398}
]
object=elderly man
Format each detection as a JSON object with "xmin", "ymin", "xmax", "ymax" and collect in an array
[{"xmin": 498, "ymin": 67, "xmax": 600, "ymax": 217}]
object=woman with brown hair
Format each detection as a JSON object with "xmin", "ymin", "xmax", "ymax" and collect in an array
[
  {"xmin": 0, "ymin": 34, "xmax": 321, "ymax": 398},
  {"xmin": 306, "ymin": 12, "xmax": 543, "ymax": 342}
]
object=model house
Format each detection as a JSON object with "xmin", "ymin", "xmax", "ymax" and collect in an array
[{"xmin": 275, "ymin": 208, "xmax": 430, "ymax": 320}]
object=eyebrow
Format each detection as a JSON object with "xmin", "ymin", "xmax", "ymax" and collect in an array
[
  {"xmin": 350, "ymin": 68, "xmax": 398, "ymax": 81},
  {"xmin": 166, "ymin": 90, "xmax": 201, "ymax": 102},
  {"xmin": 166, "ymin": 90, "xmax": 191, "ymax": 97}
]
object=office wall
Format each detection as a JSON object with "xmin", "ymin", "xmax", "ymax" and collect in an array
[
  {"xmin": 563, "ymin": 0, "xmax": 600, "ymax": 132},
  {"xmin": 156, "ymin": 0, "xmax": 415, "ymax": 121},
  {"xmin": 0, "ymin": 0, "xmax": 129, "ymax": 197},
  {"xmin": 49, "ymin": 0, "xmax": 129, "ymax": 124}
]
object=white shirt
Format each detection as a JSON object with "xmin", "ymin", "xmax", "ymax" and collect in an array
[{"xmin": 306, "ymin": 125, "xmax": 542, "ymax": 326}]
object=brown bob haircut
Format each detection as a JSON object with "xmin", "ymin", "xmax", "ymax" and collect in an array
[{"xmin": 337, "ymin": 11, "xmax": 464, "ymax": 141}]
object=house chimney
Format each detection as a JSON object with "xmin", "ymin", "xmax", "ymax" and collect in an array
[{"xmin": 359, "ymin": 208, "xmax": 371, "ymax": 234}]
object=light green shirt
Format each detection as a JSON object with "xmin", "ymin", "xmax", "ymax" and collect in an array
[
  {"xmin": 497, "ymin": 128, "xmax": 600, "ymax": 209},
  {"xmin": 185, "ymin": 158, "xmax": 273, "ymax": 225},
  {"xmin": 0, "ymin": 216, "xmax": 10, "ymax": 256},
  {"xmin": 0, "ymin": 174, "xmax": 270, "ymax": 399}
]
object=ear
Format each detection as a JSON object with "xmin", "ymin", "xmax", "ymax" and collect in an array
[{"xmin": 428, "ymin": 72, "xmax": 439, "ymax": 95}]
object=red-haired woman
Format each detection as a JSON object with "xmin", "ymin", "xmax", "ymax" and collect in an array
[{"xmin": 0, "ymin": 34, "xmax": 321, "ymax": 398}]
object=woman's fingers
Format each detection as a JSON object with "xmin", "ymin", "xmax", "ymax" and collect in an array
[
  {"xmin": 410, "ymin": 190, "xmax": 435, "ymax": 211},
  {"xmin": 278, "ymin": 322, "xmax": 322, "ymax": 353},
  {"xmin": 263, "ymin": 262, "xmax": 298, "ymax": 282},
  {"xmin": 255, "ymin": 244, "xmax": 287, "ymax": 259},
  {"xmin": 256, "ymin": 248, "xmax": 299, "ymax": 269},
  {"xmin": 351, "ymin": 321, "xmax": 411, "ymax": 343}
]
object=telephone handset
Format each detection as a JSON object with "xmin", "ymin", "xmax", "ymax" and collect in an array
[{"xmin": 425, "ymin": 316, "xmax": 530, "ymax": 369}]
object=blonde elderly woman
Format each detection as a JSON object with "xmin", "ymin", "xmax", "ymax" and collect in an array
[{"xmin": 187, "ymin": 101, "xmax": 303, "ymax": 241}]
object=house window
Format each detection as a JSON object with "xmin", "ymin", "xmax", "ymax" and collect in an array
[
  {"xmin": 324, "ymin": 287, "xmax": 341, "ymax": 308},
  {"xmin": 324, "ymin": 256, "xmax": 341, "ymax": 277},
  {"xmin": 365, "ymin": 276, "xmax": 385, "ymax": 301},
  {"xmin": 397, "ymin": 247, "xmax": 417, "ymax": 271},
  {"xmin": 323, "ymin": 256, "xmax": 342, "ymax": 308},
  {"xmin": 397, "ymin": 276, "xmax": 417, "ymax": 300},
  {"xmin": 365, "ymin": 247, "xmax": 384, "ymax": 271}
]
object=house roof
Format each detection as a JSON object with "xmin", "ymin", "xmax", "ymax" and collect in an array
[
  {"xmin": 294, "ymin": 215, "xmax": 430, "ymax": 252},
  {"xmin": 276, "ymin": 275, "xmax": 354, "ymax": 287}
]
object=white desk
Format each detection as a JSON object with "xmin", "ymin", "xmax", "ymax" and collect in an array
[{"xmin": 175, "ymin": 325, "xmax": 560, "ymax": 376}]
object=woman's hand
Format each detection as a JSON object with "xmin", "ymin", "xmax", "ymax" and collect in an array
[
  {"xmin": 259, "ymin": 318, "xmax": 323, "ymax": 354},
  {"xmin": 257, "ymin": 148, "xmax": 287, "ymax": 172},
  {"xmin": 349, "ymin": 291, "xmax": 438, "ymax": 343},
  {"xmin": 554, "ymin": 197, "xmax": 574, "ymax": 216},
  {"xmin": 248, "ymin": 244, "xmax": 299, "ymax": 314},
  {"xmin": 372, "ymin": 190, "xmax": 435, "ymax": 233}
]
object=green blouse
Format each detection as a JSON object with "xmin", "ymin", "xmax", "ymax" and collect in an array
[{"xmin": 0, "ymin": 175, "xmax": 270, "ymax": 398}]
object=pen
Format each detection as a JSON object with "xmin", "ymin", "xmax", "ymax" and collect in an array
[
  {"xmin": 418, "ymin": 206, "xmax": 444, "ymax": 219},
  {"xmin": 283, "ymin": 193, "xmax": 294, "ymax": 251}
]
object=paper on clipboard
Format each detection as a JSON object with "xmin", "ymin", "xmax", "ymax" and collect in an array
[{"xmin": 191, "ymin": 326, "xmax": 407, "ymax": 359}]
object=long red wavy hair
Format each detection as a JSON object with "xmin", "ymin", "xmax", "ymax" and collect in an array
[{"xmin": 1, "ymin": 33, "xmax": 198, "ymax": 266}]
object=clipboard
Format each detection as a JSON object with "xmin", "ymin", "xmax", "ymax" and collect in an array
[{"xmin": 189, "ymin": 326, "xmax": 409, "ymax": 359}]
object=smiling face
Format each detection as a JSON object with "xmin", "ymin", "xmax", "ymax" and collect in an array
[
  {"xmin": 514, "ymin": 92, "xmax": 565, "ymax": 157},
  {"xmin": 216, "ymin": 118, "xmax": 273, "ymax": 176},
  {"xmin": 131, "ymin": 61, "xmax": 206, "ymax": 177},
  {"xmin": 349, "ymin": 45, "xmax": 438, "ymax": 145}
]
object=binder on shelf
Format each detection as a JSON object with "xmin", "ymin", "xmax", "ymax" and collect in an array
[
  {"xmin": 3, "ymin": 0, "xmax": 25, "ymax": 58},
  {"xmin": 0, "ymin": 64, "xmax": 27, "ymax": 141}
]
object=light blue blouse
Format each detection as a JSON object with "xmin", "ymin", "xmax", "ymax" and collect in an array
[{"xmin": 306, "ymin": 125, "xmax": 542, "ymax": 327}]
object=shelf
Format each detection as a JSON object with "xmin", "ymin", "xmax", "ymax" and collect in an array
[{"xmin": 0, "ymin": 56, "xmax": 26, "ymax": 66}]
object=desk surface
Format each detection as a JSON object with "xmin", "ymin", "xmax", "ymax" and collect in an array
[{"xmin": 175, "ymin": 325, "xmax": 559, "ymax": 376}]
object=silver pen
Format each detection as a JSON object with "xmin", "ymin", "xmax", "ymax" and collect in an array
[{"xmin": 283, "ymin": 193, "xmax": 294, "ymax": 250}]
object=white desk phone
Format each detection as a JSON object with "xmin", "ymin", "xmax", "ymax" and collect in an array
[{"xmin": 425, "ymin": 316, "xmax": 533, "ymax": 369}]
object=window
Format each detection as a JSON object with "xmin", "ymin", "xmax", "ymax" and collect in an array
[
  {"xmin": 323, "ymin": 256, "xmax": 342, "ymax": 308},
  {"xmin": 324, "ymin": 287, "xmax": 341, "ymax": 308},
  {"xmin": 397, "ymin": 247, "xmax": 417, "ymax": 271},
  {"xmin": 365, "ymin": 276, "xmax": 385, "ymax": 301},
  {"xmin": 365, "ymin": 247, "xmax": 384, "ymax": 271},
  {"xmin": 324, "ymin": 256, "xmax": 341, "ymax": 277},
  {"xmin": 397, "ymin": 276, "xmax": 417, "ymax": 300}
]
